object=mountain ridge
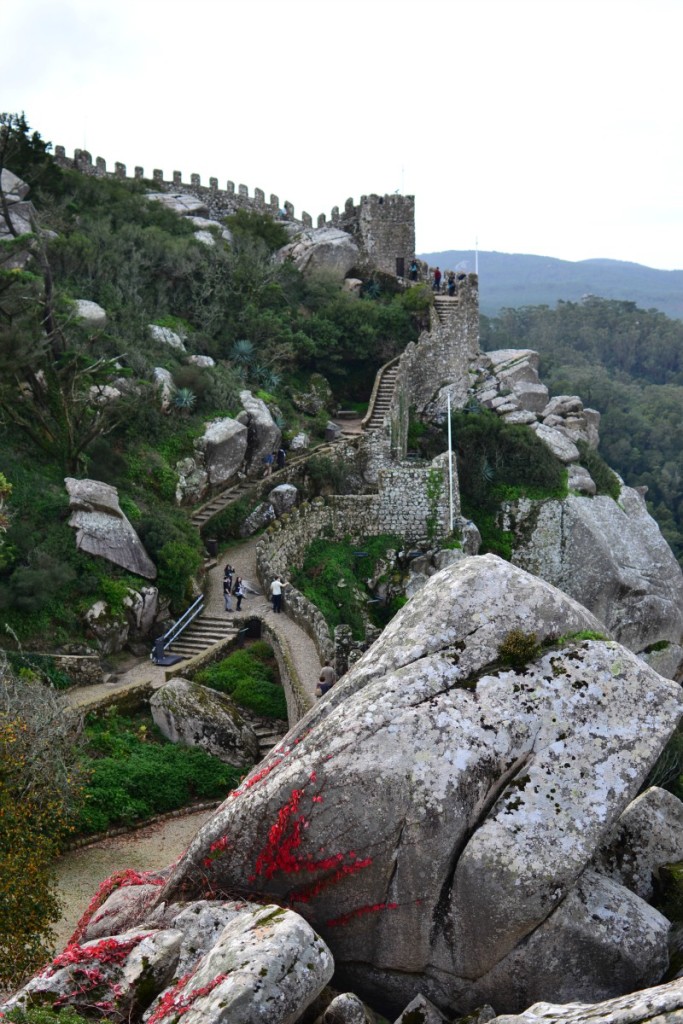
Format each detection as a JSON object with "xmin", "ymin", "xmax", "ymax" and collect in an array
[{"xmin": 419, "ymin": 249, "xmax": 683, "ymax": 320}]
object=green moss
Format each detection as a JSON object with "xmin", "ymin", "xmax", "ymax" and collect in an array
[{"xmin": 498, "ymin": 629, "xmax": 541, "ymax": 670}]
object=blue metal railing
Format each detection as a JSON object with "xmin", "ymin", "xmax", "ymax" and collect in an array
[{"xmin": 151, "ymin": 594, "xmax": 204, "ymax": 663}]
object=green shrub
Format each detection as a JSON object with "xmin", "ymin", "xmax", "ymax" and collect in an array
[
  {"xmin": 6, "ymin": 1008, "xmax": 94, "ymax": 1024},
  {"xmin": 75, "ymin": 711, "xmax": 240, "ymax": 835},
  {"xmin": 498, "ymin": 628, "xmax": 541, "ymax": 669},
  {"xmin": 576, "ymin": 440, "xmax": 621, "ymax": 499},
  {"xmin": 195, "ymin": 645, "xmax": 286, "ymax": 719},
  {"xmin": 203, "ymin": 496, "xmax": 254, "ymax": 544},
  {"xmin": 292, "ymin": 534, "xmax": 401, "ymax": 640}
]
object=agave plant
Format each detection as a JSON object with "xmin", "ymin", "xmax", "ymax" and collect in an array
[
  {"xmin": 230, "ymin": 338, "xmax": 256, "ymax": 366},
  {"xmin": 172, "ymin": 387, "xmax": 197, "ymax": 414},
  {"xmin": 256, "ymin": 366, "xmax": 282, "ymax": 391}
]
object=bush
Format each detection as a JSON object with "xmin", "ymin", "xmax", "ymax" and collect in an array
[
  {"xmin": 576, "ymin": 439, "xmax": 622, "ymax": 499},
  {"xmin": 203, "ymin": 496, "xmax": 254, "ymax": 544},
  {"xmin": 75, "ymin": 711, "xmax": 240, "ymax": 834},
  {"xmin": 195, "ymin": 644, "xmax": 286, "ymax": 719},
  {"xmin": 292, "ymin": 534, "xmax": 401, "ymax": 640},
  {"xmin": 498, "ymin": 629, "xmax": 541, "ymax": 669}
]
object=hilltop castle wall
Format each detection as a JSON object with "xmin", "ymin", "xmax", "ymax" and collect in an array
[{"xmin": 52, "ymin": 148, "xmax": 416, "ymax": 265}]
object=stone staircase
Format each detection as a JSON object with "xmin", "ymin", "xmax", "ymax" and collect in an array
[
  {"xmin": 251, "ymin": 721, "xmax": 288, "ymax": 758},
  {"xmin": 433, "ymin": 294, "xmax": 460, "ymax": 328},
  {"xmin": 165, "ymin": 616, "xmax": 239, "ymax": 661},
  {"xmin": 364, "ymin": 362, "xmax": 399, "ymax": 431},
  {"xmin": 191, "ymin": 480, "xmax": 253, "ymax": 529}
]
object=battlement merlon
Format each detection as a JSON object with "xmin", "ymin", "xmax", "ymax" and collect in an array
[{"xmin": 53, "ymin": 148, "xmax": 417, "ymax": 275}]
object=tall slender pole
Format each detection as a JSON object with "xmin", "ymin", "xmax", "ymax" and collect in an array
[{"xmin": 447, "ymin": 392, "xmax": 454, "ymax": 532}]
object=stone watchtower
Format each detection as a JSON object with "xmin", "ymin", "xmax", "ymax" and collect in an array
[{"xmin": 339, "ymin": 194, "xmax": 416, "ymax": 278}]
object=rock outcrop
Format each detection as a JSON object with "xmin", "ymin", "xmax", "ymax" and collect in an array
[
  {"xmin": 504, "ymin": 485, "xmax": 683, "ymax": 662},
  {"xmin": 194, "ymin": 416, "xmax": 248, "ymax": 487},
  {"xmin": 65, "ymin": 477, "xmax": 157, "ymax": 579},
  {"xmin": 275, "ymin": 226, "xmax": 360, "ymax": 281},
  {"xmin": 5, "ymin": 900, "xmax": 333, "ymax": 1024},
  {"xmin": 140, "ymin": 556, "xmax": 682, "ymax": 1017},
  {"xmin": 150, "ymin": 678, "xmax": 259, "ymax": 768},
  {"xmin": 238, "ymin": 390, "xmax": 281, "ymax": 476}
]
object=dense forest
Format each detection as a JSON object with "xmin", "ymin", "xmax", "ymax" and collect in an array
[{"xmin": 480, "ymin": 298, "xmax": 683, "ymax": 561}]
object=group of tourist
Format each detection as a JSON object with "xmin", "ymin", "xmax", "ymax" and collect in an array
[
  {"xmin": 431, "ymin": 267, "xmax": 466, "ymax": 295},
  {"xmin": 222, "ymin": 564, "xmax": 245, "ymax": 611}
]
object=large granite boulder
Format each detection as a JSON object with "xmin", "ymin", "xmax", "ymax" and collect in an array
[
  {"xmin": 65, "ymin": 478, "xmax": 157, "ymax": 579},
  {"xmin": 488, "ymin": 977, "xmax": 683, "ymax": 1023},
  {"xmin": 195, "ymin": 417, "xmax": 248, "ymax": 486},
  {"xmin": 143, "ymin": 556, "xmax": 682, "ymax": 1017},
  {"xmin": 0, "ymin": 168, "xmax": 34, "ymax": 241},
  {"xmin": 504, "ymin": 485, "xmax": 683, "ymax": 659},
  {"xmin": 146, "ymin": 192, "xmax": 209, "ymax": 217},
  {"xmin": 275, "ymin": 226, "xmax": 360, "ymax": 281},
  {"xmin": 148, "ymin": 323, "xmax": 186, "ymax": 352},
  {"xmin": 150, "ymin": 678, "xmax": 259, "ymax": 768},
  {"xmin": 4, "ymin": 900, "xmax": 333, "ymax": 1024},
  {"xmin": 74, "ymin": 298, "xmax": 107, "ymax": 329},
  {"xmin": 239, "ymin": 390, "xmax": 281, "ymax": 476}
]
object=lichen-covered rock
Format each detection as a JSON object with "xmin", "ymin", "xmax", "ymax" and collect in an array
[
  {"xmin": 187, "ymin": 354, "xmax": 216, "ymax": 368},
  {"xmin": 150, "ymin": 678, "xmax": 259, "ymax": 767},
  {"xmin": 268, "ymin": 484, "xmax": 298, "ymax": 517},
  {"xmin": 240, "ymin": 501, "xmax": 276, "ymax": 537},
  {"xmin": 567, "ymin": 463, "xmax": 596, "ymax": 495},
  {"xmin": 84, "ymin": 599, "xmax": 129, "ymax": 654},
  {"xmin": 142, "ymin": 903, "xmax": 333, "ymax": 1024},
  {"xmin": 152, "ymin": 366, "xmax": 175, "ymax": 410},
  {"xmin": 529, "ymin": 421, "xmax": 580, "ymax": 463},
  {"xmin": 195, "ymin": 417, "xmax": 248, "ymax": 486},
  {"xmin": 148, "ymin": 323, "xmax": 186, "ymax": 352},
  {"xmin": 152, "ymin": 556, "xmax": 682, "ymax": 1016},
  {"xmin": 4, "ymin": 929, "xmax": 183, "ymax": 1019},
  {"xmin": 175, "ymin": 456, "xmax": 210, "ymax": 505},
  {"xmin": 74, "ymin": 298, "xmax": 107, "ymax": 328},
  {"xmin": 239, "ymin": 390, "xmax": 281, "ymax": 476},
  {"xmin": 276, "ymin": 226, "xmax": 360, "ymax": 281},
  {"xmin": 322, "ymin": 993, "xmax": 369, "ymax": 1023},
  {"xmin": 147, "ymin": 192, "xmax": 209, "ymax": 217},
  {"xmin": 394, "ymin": 994, "xmax": 450, "ymax": 1023},
  {"xmin": 488, "ymin": 976, "xmax": 683, "ymax": 1023},
  {"xmin": 123, "ymin": 585, "xmax": 161, "ymax": 638},
  {"xmin": 65, "ymin": 478, "xmax": 157, "ymax": 579},
  {"xmin": 505, "ymin": 487, "xmax": 683, "ymax": 659},
  {"xmin": 594, "ymin": 786, "xmax": 683, "ymax": 901},
  {"xmin": 641, "ymin": 641, "xmax": 683, "ymax": 681}
]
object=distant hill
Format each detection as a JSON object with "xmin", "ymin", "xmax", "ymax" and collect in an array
[{"xmin": 418, "ymin": 250, "xmax": 683, "ymax": 320}]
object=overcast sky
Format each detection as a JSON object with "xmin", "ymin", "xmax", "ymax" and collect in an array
[{"xmin": 4, "ymin": 0, "xmax": 682, "ymax": 270}]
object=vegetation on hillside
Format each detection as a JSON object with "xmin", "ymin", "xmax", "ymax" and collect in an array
[
  {"xmin": 195, "ymin": 640, "xmax": 286, "ymax": 719},
  {"xmin": 0, "ymin": 114, "xmax": 423, "ymax": 647},
  {"xmin": 481, "ymin": 298, "xmax": 683, "ymax": 560}
]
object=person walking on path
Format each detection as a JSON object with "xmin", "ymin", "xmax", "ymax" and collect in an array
[
  {"xmin": 263, "ymin": 452, "xmax": 274, "ymax": 477},
  {"xmin": 269, "ymin": 575, "xmax": 288, "ymax": 613},
  {"xmin": 233, "ymin": 577, "xmax": 245, "ymax": 611},
  {"xmin": 316, "ymin": 661, "xmax": 337, "ymax": 697},
  {"xmin": 432, "ymin": 267, "xmax": 442, "ymax": 292}
]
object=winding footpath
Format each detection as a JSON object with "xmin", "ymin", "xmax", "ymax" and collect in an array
[{"xmin": 66, "ymin": 535, "xmax": 323, "ymax": 712}]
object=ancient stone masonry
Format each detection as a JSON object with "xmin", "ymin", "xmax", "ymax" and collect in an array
[
  {"xmin": 53, "ymin": 146, "xmax": 296, "ymax": 222},
  {"xmin": 53, "ymin": 148, "xmax": 416, "ymax": 263},
  {"xmin": 256, "ymin": 470, "xmax": 450, "ymax": 664}
]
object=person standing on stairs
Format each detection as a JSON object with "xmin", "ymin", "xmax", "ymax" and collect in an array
[{"xmin": 432, "ymin": 267, "xmax": 442, "ymax": 292}]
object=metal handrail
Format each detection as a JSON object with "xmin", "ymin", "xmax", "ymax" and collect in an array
[{"xmin": 151, "ymin": 594, "xmax": 204, "ymax": 662}]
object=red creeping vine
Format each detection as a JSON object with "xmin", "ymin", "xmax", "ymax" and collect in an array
[
  {"xmin": 326, "ymin": 901, "xmax": 399, "ymax": 928},
  {"xmin": 146, "ymin": 971, "xmax": 229, "ymax": 1024},
  {"xmin": 40, "ymin": 934, "xmax": 152, "ymax": 1011},
  {"xmin": 68, "ymin": 868, "xmax": 164, "ymax": 946}
]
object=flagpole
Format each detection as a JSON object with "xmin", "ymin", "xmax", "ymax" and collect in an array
[{"xmin": 447, "ymin": 392, "xmax": 454, "ymax": 532}]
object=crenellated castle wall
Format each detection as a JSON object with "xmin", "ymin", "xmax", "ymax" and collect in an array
[{"xmin": 52, "ymin": 147, "xmax": 415, "ymax": 253}]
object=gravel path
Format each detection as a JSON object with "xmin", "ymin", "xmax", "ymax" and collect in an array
[{"xmin": 53, "ymin": 808, "xmax": 214, "ymax": 952}]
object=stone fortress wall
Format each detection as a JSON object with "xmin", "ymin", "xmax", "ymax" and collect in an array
[
  {"xmin": 256, "ymin": 467, "xmax": 450, "ymax": 666},
  {"xmin": 52, "ymin": 147, "xmax": 415, "ymax": 273}
]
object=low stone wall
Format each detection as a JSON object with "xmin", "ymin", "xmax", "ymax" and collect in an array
[
  {"xmin": 53, "ymin": 653, "xmax": 105, "ymax": 688},
  {"xmin": 259, "ymin": 618, "xmax": 313, "ymax": 725}
]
